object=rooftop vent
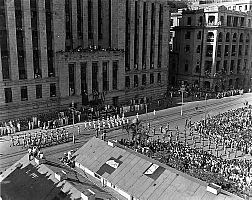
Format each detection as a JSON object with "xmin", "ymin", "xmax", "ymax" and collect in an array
[
  {"xmin": 107, "ymin": 141, "xmax": 114, "ymax": 147},
  {"xmin": 207, "ymin": 183, "xmax": 221, "ymax": 195}
]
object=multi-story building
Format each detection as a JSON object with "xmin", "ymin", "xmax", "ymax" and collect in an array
[
  {"xmin": 171, "ymin": 6, "xmax": 252, "ymax": 91},
  {"xmin": 0, "ymin": 0, "xmax": 171, "ymax": 120},
  {"xmin": 190, "ymin": 0, "xmax": 252, "ymax": 12}
]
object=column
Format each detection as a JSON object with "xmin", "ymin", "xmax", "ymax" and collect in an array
[
  {"xmin": 146, "ymin": 2, "xmax": 152, "ymax": 70},
  {"xmin": 82, "ymin": 0, "xmax": 89, "ymax": 48},
  {"xmin": 23, "ymin": 0, "xmax": 34, "ymax": 80},
  {"xmin": 75, "ymin": 62, "xmax": 81, "ymax": 95},
  {"xmin": 71, "ymin": 0, "xmax": 78, "ymax": 48},
  {"xmin": 0, "ymin": 48, "xmax": 2, "ymax": 82},
  {"xmin": 93, "ymin": 0, "xmax": 99, "ymax": 46},
  {"xmin": 111, "ymin": 0, "xmax": 118, "ymax": 48},
  {"xmin": 87, "ymin": 61, "xmax": 92, "ymax": 95},
  {"xmin": 153, "ymin": 4, "xmax": 160, "ymax": 68},
  {"xmin": 98, "ymin": 60, "xmax": 103, "ymax": 93},
  {"xmin": 161, "ymin": 5, "xmax": 169, "ymax": 69},
  {"xmin": 38, "ymin": 0, "xmax": 48, "ymax": 78},
  {"xmin": 117, "ymin": 0, "xmax": 126, "ymax": 49},
  {"xmin": 52, "ymin": 0, "xmax": 66, "ymax": 52},
  {"xmin": 129, "ymin": 0, "xmax": 135, "ymax": 69},
  {"xmin": 6, "ymin": 0, "xmax": 19, "ymax": 80},
  {"xmin": 138, "ymin": 1, "xmax": 143, "ymax": 69},
  {"xmin": 108, "ymin": 60, "xmax": 113, "ymax": 91}
]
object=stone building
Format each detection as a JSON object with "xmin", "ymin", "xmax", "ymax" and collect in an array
[
  {"xmin": 171, "ymin": 6, "xmax": 252, "ymax": 91},
  {"xmin": 0, "ymin": 0, "xmax": 171, "ymax": 120}
]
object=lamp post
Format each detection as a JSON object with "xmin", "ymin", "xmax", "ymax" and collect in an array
[
  {"xmin": 179, "ymin": 83, "xmax": 185, "ymax": 116},
  {"xmin": 71, "ymin": 101, "xmax": 75, "ymax": 126}
]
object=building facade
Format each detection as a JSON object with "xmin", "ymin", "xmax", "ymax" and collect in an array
[
  {"xmin": 171, "ymin": 6, "xmax": 252, "ymax": 91},
  {"xmin": 0, "ymin": 0, "xmax": 170, "ymax": 120},
  {"xmin": 56, "ymin": 49, "xmax": 125, "ymax": 107}
]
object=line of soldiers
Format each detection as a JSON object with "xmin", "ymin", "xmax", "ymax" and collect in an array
[
  {"xmin": 82, "ymin": 115, "xmax": 129, "ymax": 131},
  {"xmin": 10, "ymin": 128, "xmax": 71, "ymax": 148}
]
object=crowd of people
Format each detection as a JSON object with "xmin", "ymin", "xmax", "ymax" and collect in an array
[{"xmin": 117, "ymin": 104, "xmax": 252, "ymax": 198}]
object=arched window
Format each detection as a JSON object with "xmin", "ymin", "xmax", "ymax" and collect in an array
[
  {"xmin": 218, "ymin": 32, "xmax": 223, "ymax": 42},
  {"xmin": 246, "ymin": 33, "xmax": 250, "ymax": 42},
  {"xmin": 226, "ymin": 32, "xmax": 230, "ymax": 42},
  {"xmin": 207, "ymin": 32, "xmax": 214, "ymax": 42},
  {"xmin": 239, "ymin": 33, "xmax": 244, "ymax": 42},
  {"xmin": 232, "ymin": 33, "xmax": 237, "ymax": 42}
]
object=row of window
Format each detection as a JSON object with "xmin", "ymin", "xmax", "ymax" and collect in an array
[
  {"xmin": 185, "ymin": 31, "xmax": 250, "ymax": 44},
  {"xmin": 125, "ymin": 73, "xmax": 162, "ymax": 88},
  {"xmin": 4, "ymin": 83, "xmax": 56, "ymax": 103}
]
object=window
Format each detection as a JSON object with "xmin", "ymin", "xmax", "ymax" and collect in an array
[
  {"xmin": 125, "ymin": 76, "xmax": 130, "ymax": 88},
  {"xmin": 21, "ymin": 86, "xmax": 28, "ymax": 101},
  {"xmin": 216, "ymin": 61, "xmax": 220, "ymax": 72},
  {"xmin": 217, "ymin": 45, "xmax": 221, "ymax": 57},
  {"xmin": 196, "ymin": 45, "xmax": 201, "ymax": 53},
  {"xmin": 69, "ymin": 63, "xmax": 75, "ymax": 95},
  {"xmin": 102, "ymin": 61, "xmax": 108, "ymax": 91},
  {"xmin": 207, "ymin": 32, "xmax": 214, "ymax": 42},
  {"xmin": 245, "ymin": 45, "xmax": 248, "ymax": 55},
  {"xmin": 112, "ymin": 61, "xmax": 118, "ymax": 90},
  {"xmin": 218, "ymin": 32, "xmax": 223, "ymax": 42},
  {"xmin": 197, "ymin": 31, "xmax": 201, "ymax": 39},
  {"xmin": 185, "ymin": 31, "xmax": 190, "ymax": 39},
  {"xmin": 240, "ymin": 33, "xmax": 244, "ymax": 42},
  {"xmin": 238, "ymin": 45, "xmax": 242, "ymax": 55},
  {"xmin": 185, "ymin": 45, "xmax": 190, "ymax": 52},
  {"xmin": 157, "ymin": 73, "xmax": 161, "ymax": 83},
  {"xmin": 195, "ymin": 61, "xmax": 200, "ymax": 73},
  {"xmin": 248, "ymin": 19, "xmax": 251, "ymax": 27},
  {"xmin": 224, "ymin": 45, "xmax": 229, "ymax": 56},
  {"xmin": 187, "ymin": 17, "xmax": 191, "ymax": 25},
  {"xmin": 226, "ymin": 32, "xmax": 230, "ymax": 42},
  {"xmin": 50, "ymin": 83, "xmax": 56, "ymax": 97},
  {"xmin": 231, "ymin": 45, "xmax": 236, "ymax": 56},
  {"xmin": 232, "ymin": 33, "xmax": 237, "ymax": 42},
  {"xmin": 134, "ymin": 75, "xmax": 138, "ymax": 87},
  {"xmin": 36, "ymin": 84, "xmax": 42, "ymax": 99},
  {"xmin": 241, "ymin": 17, "xmax": 245, "ymax": 27},
  {"xmin": 4, "ymin": 88, "xmax": 12, "ymax": 103},
  {"xmin": 227, "ymin": 16, "xmax": 232, "ymax": 26},
  {"xmin": 206, "ymin": 45, "xmax": 213, "ymax": 57},
  {"xmin": 223, "ymin": 60, "xmax": 228, "ymax": 72},
  {"xmin": 170, "ymin": 19, "xmax": 173, "ymax": 26},
  {"xmin": 142, "ymin": 74, "xmax": 146, "ymax": 86},
  {"xmin": 185, "ymin": 62, "xmax": 189, "ymax": 72},
  {"xmin": 150, "ymin": 73, "xmax": 154, "ymax": 84}
]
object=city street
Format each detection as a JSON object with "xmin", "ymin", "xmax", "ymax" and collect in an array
[{"xmin": 0, "ymin": 93, "xmax": 251, "ymax": 173}]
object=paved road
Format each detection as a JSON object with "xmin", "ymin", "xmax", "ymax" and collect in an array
[{"xmin": 0, "ymin": 93, "xmax": 251, "ymax": 173}]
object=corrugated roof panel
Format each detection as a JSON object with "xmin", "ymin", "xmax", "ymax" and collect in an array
[
  {"xmin": 115, "ymin": 156, "xmax": 142, "ymax": 189},
  {"xmin": 128, "ymin": 173, "xmax": 149, "ymax": 198},
  {"xmin": 86, "ymin": 144, "xmax": 110, "ymax": 168},
  {"xmin": 140, "ymin": 170, "xmax": 173, "ymax": 200},
  {"xmin": 158, "ymin": 185, "xmax": 178, "ymax": 200},
  {"xmin": 184, "ymin": 181, "xmax": 201, "ymax": 196},
  {"xmin": 201, "ymin": 191, "xmax": 218, "ymax": 200},
  {"xmin": 112, "ymin": 154, "xmax": 136, "ymax": 185},
  {"xmin": 133, "ymin": 176, "xmax": 154, "ymax": 198},
  {"xmin": 194, "ymin": 185, "xmax": 209, "ymax": 200},
  {"xmin": 123, "ymin": 158, "xmax": 149, "ymax": 191},
  {"xmin": 125, "ymin": 160, "xmax": 152, "ymax": 193},
  {"xmin": 148, "ymin": 173, "xmax": 177, "ymax": 200}
]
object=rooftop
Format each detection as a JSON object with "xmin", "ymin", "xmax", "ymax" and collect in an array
[{"xmin": 74, "ymin": 137, "xmax": 243, "ymax": 200}]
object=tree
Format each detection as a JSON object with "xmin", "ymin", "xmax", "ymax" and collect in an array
[{"xmin": 123, "ymin": 119, "xmax": 149, "ymax": 141}]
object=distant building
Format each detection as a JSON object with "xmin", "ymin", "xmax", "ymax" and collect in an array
[
  {"xmin": 0, "ymin": 0, "xmax": 170, "ymax": 120},
  {"xmin": 170, "ymin": 6, "xmax": 252, "ymax": 91},
  {"xmin": 189, "ymin": 0, "xmax": 252, "ymax": 12}
]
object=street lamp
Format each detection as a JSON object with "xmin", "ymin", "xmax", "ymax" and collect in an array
[{"xmin": 179, "ymin": 83, "xmax": 185, "ymax": 116}]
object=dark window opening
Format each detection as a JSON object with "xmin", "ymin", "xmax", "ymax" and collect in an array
[
  {"xmin": 36, "ymin": 84, "xmax": 42, "ymax": 99},
  {"xmin": 50, "ymin": 83, "xmax": 56, "ymax": 97},
  {"xmin": 112, "ymin": 61, "xmax": 118, "ymax": 90},
  {"xmin": 4, "ymin": 88, "xmax": 12, "ymax": 103},
  {"xmin": 21, "ymin": 86, "xmax": 28, "ymax": 101}
]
